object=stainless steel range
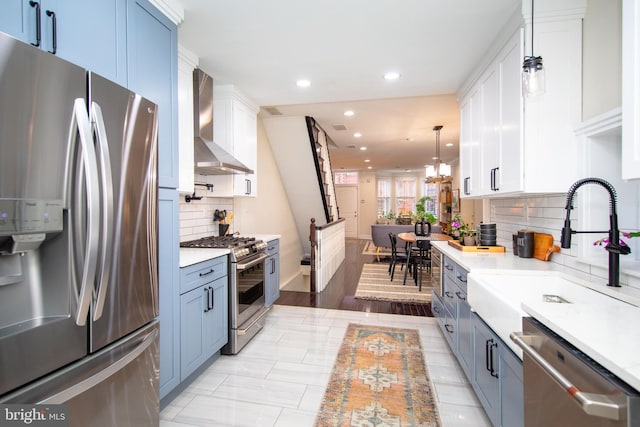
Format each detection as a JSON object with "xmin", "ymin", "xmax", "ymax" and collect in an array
[{"xmin": 180, "ymin": 235, "xmax": 269, "ymax": 354}]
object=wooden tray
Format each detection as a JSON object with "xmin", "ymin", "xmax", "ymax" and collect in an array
[{"xmin": 448, "ymin": 240, "xmax": 506, "ymax": 252}]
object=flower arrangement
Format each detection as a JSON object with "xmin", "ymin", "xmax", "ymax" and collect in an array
[
  {"xmin": 450, "ymin": 214, "xmax": 468, "ymax": 236},
  {"xmin": 593, "ymin": 231, "xmax": 640, "ymax": 247}
]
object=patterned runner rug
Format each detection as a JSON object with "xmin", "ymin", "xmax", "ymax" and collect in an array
[
  {"xmin": 315, "ymin": 323, "xmax": 441, "ymax": 427},
  {"xmin": 355, "ymin": 263, "xmax": 432, "ymax": 303}
]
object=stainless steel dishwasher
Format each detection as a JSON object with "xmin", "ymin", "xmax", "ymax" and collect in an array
[{"xmin": 511, "ymin": 317, "xmax": 640, "ymax": 427}]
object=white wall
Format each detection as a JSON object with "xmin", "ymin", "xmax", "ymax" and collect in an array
[
  {"xmin": 179, "ymin": 192, "xmax": 233, "ymax": 241},
  {"xmin": 233, "ymin": 118, "xmax": 305, "ymax": 290}
]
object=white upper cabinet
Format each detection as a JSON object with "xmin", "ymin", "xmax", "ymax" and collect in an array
[
  {"xmin": 622, "ymin": 0, "xmax": 640, "ymax": 180},
  {"xmin": 208, "ymin": 85, "xmax": 259, "ymax": 197},
  {"xmin": 458, "ymin": 0, "xmax": 585, "ymax": 198}
]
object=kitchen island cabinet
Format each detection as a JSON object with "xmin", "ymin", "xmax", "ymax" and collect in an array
[
  {"xmin": 265, "ymin": 238, "xmax": 281, "ymax": 307},
  {"xmin": 0, "ymin": 0, "xmax": 127, "ymax": 86}
]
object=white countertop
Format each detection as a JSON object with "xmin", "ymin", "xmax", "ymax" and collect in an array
[
  {"xmin": 431, "ymin": 241, "xmax": 640, "ymax": 391},
  {"xmin": 179, "ymin": 248, "xmax": 229, "ymax": 268}
]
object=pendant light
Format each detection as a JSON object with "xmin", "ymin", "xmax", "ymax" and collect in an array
[
  {"xmin": 522, "ymin": 0, "xmax": 545, "ymax": 96},
  {"xmin": 425, "ymin": 125, "xmax": 451, "ymax": 183}
]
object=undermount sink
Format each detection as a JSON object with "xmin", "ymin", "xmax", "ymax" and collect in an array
[{"xmin": 467, "ymin": 271, "xmax": 621, "ymax": 357}]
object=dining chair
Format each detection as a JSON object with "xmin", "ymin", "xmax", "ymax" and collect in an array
[
  {"xmin": 407, "ymin": 239, "xmax": 431, "ymax": 291},
  {"xmin": 388, "ymin": 233, "xmax": 410, "ymax": 281}
]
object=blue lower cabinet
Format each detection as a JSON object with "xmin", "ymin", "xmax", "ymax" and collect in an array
[
  {"xmin": 471, "ymin": 313, "xmax": 501, "ymax": 427},
  {"xmin": 265, "ymin": 239, "xmax": 280, "ymax": 307},
  {"xmin": 158, "ymin": 189, "xmax": 180, "ymax": 399},
  {"xmin": 500, "ymin": 343, "xmax": 524, "ymax": 427},
  {"xmin": 180, "ymin": 260, "xmax": 228, "ymax": 381}
]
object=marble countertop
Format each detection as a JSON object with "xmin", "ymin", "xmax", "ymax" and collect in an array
[
  {"xmin": 431, "ymin": 240, "xmax": 640, "ymax": 391},
  {"xmin": 179, "ymin": 248, "xmax": 229, "ymax": 268}
]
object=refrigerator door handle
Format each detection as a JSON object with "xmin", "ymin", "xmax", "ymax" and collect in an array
[
  {"xmin": 38, "ymin": 328, "xmax": 159, "ymax": 404},
  {"xmin": 66, "ymin": 98, "xmax": 100, "ymax": 326},
  {"xmin": 90, "ymin": 102, "xmax": 114, "ymax": 321},
  {"xmin": 146, "ymin": 106, "xmax": 160, "ymax": 317}
]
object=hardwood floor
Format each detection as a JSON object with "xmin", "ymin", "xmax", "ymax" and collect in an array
[{"xmin": 275, "ymin": 239, "xmax": 434, "ymax": 316}]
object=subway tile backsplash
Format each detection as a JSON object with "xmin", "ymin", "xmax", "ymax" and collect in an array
[
  {"xmin": 490, "ymin": 195, "xmax": 640, "ymax": 290},
  {"xmin": 178, "ymin": 186, "xmax": 233, "ymax": 242}
]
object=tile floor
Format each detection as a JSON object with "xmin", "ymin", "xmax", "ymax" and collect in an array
[{"xmin": 160, "ymin": 305, "xmax": 491, "ymax": 427}]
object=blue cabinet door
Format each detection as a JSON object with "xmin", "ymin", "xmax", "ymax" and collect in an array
[
  {"xmin": 500, "ymin": 345, "xmax": 524, "ymax": 427},
  {"xmin": 0, "ymin": 0, "xmax": 30, "ymax": 42},
  {"xmin": 0, "ymin": 0, "xmax": 127, "ymax": 86},
  {"xmin": 471, "ymin": 313, "xmax": 500, "ymax": 427},
  {"xmin": 265, "ymin": 240, "xmax": 280, "ymax": 306},
  {"xmin": 158, "ymin": 188, "xmax": 180, "ymax": 399},
  {"xmin": 203, "ymin": 277, "xmax": 228, "ymax": 356},
  {"xmin": 126, "ymin": 0, "xmax": 178, "ymax": 189},
  {"xmin": 180, "ymin": 283, "xmax": 208, "ymax": 381},
  {"xmin": 457, "ymin": 295, "xmax": 473, "ymax": 378}
]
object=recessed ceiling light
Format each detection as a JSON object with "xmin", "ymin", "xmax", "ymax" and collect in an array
[
  {"xmin": 432, "ymin": 156, "xmax": 438, "ymax": 160},
  {"xmin": 383, "ymin": 72, "xmax": 401, "ymax": 80},
  {"xmin": 354, "ymin": 132, "xmax": 362, "ymax": 138},
  {"xmin": 344, "ymin": 110, "xmax": 354, "ymax": 117},
  {"xmin": 364, "ymin": 159, "xmax": 370, "ymax": 163},
  {"xmin": 296, "ymin": 79, "xmax": 311, "ymax": 87},
  {"xmin": 446, "ymin": 143, "xmax": 454, "ymax": 147},
  {"xmin": 367, "ymin": 166, "xmax": 372, "ymax": 169},
  {"xmin": 360, "ymin": 146, "xmax": 367, "ymax": 151}
]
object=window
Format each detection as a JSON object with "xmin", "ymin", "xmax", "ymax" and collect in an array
[
  {"xmin": 395, "ymin": 177, "xmax": 416, "ymax": 216},
  {"xmin": 334, "ymin": 171, "xmax": 358, "ymax": 185},
  {"xmin": 377, "ymin": 178, "xmax": 391, "ymax": 217},
  {"xmin": 423, "ymin": 183, "xmax": 438, "ymax": 215}
]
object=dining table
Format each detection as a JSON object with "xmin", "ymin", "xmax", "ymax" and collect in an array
[{"xmin": 397, "ymin": 232, "xmax": 452, "ymax": 291}]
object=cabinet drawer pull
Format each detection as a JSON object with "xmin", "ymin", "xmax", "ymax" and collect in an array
[
  {"xmin": 29, "ymin": 1, "xmax": 41, "ymax": 47},
  {"xmin": 203, "ymin": 287, "xmax": 210, "ymax": 313},
  {"xmin": 45, "ymin": 10, "xmax": 57, "ymax": 54},
  {"xmin": 455, "ymin": 291, "xmax": 466, "ymax": 301},
  {"xmin": 444, "ymin": 291, "xmax": 454, "ymax": 299},
  {"xmin": 444, "ymin": 324, "xmax": 454, "ymax": 334},
  {"xmin": 199, "ymin": 268, "xmax": 214, "ymax": 277}
]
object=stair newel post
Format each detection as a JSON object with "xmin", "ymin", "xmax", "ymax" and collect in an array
[{"xmin": 310, "ymin": 218, "xmax": 317, "ymax": 293}]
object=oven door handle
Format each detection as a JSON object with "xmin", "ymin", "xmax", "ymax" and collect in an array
[
  {"xmin": 235, "ymin": 253, "xmax": 269, "ymax": 271},
  {"xmin": 510, "ymin": 332, "xmax": 625, "ymax": 421}
]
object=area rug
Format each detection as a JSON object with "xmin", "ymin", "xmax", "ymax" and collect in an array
[
  {"xmin": 315, "ymin": 323, "xmax": 441, "ymax": 427},
  {"xmin": 362, "ymin": 241, "xmax": 391, "ymax": 257},
  {"xmin": 354, "ymin": 263, "xmax": 432, "ymax": 303}
]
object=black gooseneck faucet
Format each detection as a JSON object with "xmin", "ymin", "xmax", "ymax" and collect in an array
[{"xmin": 560, "ymin": 178, "xmax": 631, "ymax": 287}]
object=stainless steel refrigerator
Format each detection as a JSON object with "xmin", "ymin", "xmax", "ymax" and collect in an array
[{"xmin": 0, "ymin": 31, "xmax": 160, "ymax": 426}]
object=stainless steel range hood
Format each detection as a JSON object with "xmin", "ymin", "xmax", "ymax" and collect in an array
[{"xmin": 193, "ymin": 69, "xmax": 253, "ymax": 175}]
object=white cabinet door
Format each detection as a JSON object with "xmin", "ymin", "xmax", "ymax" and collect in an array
[
  {"xmin": 622, "ymin": 0, "xmax": 640, "ymax": 180},
  {"xmin": 210, "ymin": 86, "xmax": 258, "ymax": 197},
  {"xmin": 498, "ymin": 31, "xmax": 523, "ymax": 194},
  {"xmin": 481, "ymin": 67, "xmax": 500, "ymax": 195}
]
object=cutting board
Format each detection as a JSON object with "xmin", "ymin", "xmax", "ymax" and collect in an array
[
  {"xmin": 533, "ymin": 233, "xmax": 560, "ymax": 261},
  {"xmin": 448, "ymin": 240, "xmax": 506, "ymax": 252}
]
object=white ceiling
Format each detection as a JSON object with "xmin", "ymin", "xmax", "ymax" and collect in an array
[{"xmin": 178, "ymin": 0, "xmax": 521, "ymax": 173}]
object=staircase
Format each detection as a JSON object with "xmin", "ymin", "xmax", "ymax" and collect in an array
[{"xmin": 263, "ymin": 115, "xmax": 339, "ymax": 254}]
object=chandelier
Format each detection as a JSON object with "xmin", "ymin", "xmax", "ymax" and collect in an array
[{"xmin": 425, "ymin": 125, "xmax": 452, "ymax": 183}]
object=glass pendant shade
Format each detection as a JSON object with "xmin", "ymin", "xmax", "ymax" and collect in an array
[
  {"xmin": 439, "ymin": 163, "xmax": 451, "ymax": 177},
  {"xmin": 522, "ymin": 56, "xmax": 545, "ymax": 96},
  {"xmin": 425, "ymin": 165, "xmax": 436, "ymax": 178}
]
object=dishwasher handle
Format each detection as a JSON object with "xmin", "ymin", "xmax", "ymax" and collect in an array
[{"xmin": 510, "ymin": 332, "xmax": 625, "ymax": 421}]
